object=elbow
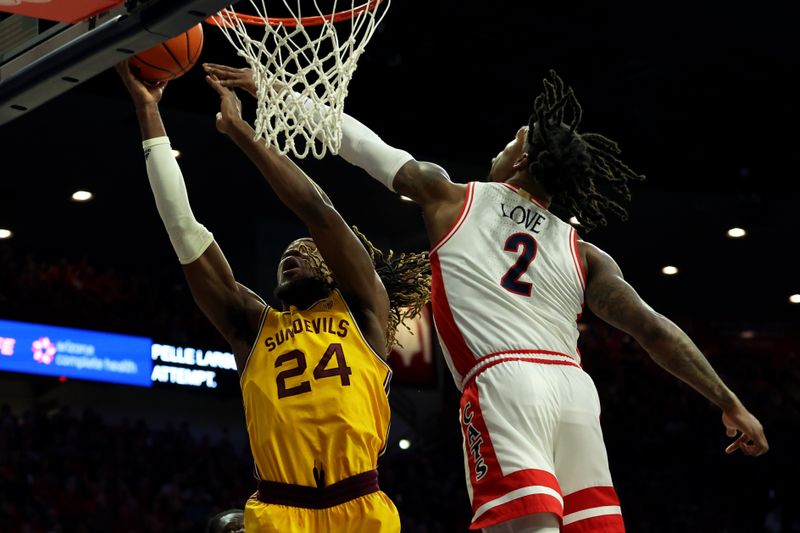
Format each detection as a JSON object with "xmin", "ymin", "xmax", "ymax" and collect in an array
[
  {"xmin": 634, "ymin": 311, "xmax": 673, "ymax": 352},
  {"xmin": 282, "ymin": 180, "xmax": 334, "ymax": 227}
]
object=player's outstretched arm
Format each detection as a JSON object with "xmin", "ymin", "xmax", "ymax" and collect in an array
[
  {"xmin": 116, "ymin": 61, "xmax": 264, "ymax": 364},
  {"xmin": 201, "ymin": 63, "xmax": 464, "ymax": 208},
  {"xmin": 206, "ymin": 74, "xmax": 390, "ymax": 353},
  {"xmin": 582, "ymin": 241, "xmax": 769, "ymax": 457}
]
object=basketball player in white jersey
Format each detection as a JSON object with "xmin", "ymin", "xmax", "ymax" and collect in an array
[{"xmin": 204, "ymin": 65, "xmax": 769, "ymax": 533}]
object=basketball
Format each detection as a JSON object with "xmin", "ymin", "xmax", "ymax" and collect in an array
[{"xmin": 130, "ymin": 23, "xmax": 204, "ymax": 84}]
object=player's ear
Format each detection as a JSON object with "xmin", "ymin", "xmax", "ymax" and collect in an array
[{"xmin": 512, "ymin": 152, "xmax": 529, "ymax": 171}]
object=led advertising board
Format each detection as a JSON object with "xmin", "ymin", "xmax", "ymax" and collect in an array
[
  {"xmin": 151, "ymin": 343, "xmax": 238, "ymax": 389},
  {"xmin": 0, "ymin": 319, "xmax": 152, "ymax": 387}
]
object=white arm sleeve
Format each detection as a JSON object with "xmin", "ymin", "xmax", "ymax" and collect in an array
[
  {"xmin": 142, "ymin": 136, "xmax": 214, "ymax": 265},
  {"xmin": 337, "ymin": 114, "xmax": 414, "ymax": 192},
  {"xmin": 295, "ymin": 93, "xmax": 414, "ymax": 192}
]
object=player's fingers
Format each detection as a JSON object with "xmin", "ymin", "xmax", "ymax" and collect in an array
[
  {"xmin": 739, "ymin": 437, "xmax": 755, "ymax": 456},
  {"xmin": 757, "ymin": 432, "xmax": 770, "ymax": 455},
  {"xmin": 725, "ymin": 434, "xmax": 746, "ymax": 454},
  {"xmin": 114, "ymin": 61, "xmax": 135, "ymax": 82},
  {"xmin": 145, "ymin": 78, "xmax": 167, "ymax": 89},
  {"xmin": 722, "ymin": 416, "xmax": 737, "ymax": 437},
  {"xmin": 203, "ymin": 63, "xmax": 235, "ymax": 71},
  {"xmin": 203, "ymin": 63, "xmax": 241, "ymax": 76},
  {"xmin": 752, "ymin": 443, "xmax": 769, "ymax": 456},
  {"xmin": 205, "ymin": 75, "xmax": 220, "ymax": 92},
  {"xmin": 744, "ymin": 435, "xmax": 769, "ymax": 457},
  {"xmin": 725, "ymin": 440, "xmax": 741, "ymax": 454},
  {"xmin": 205, "ymin": 75, "xmax": 227, "ymax": 96},
  {"xmin": 215, "ymin": 77, "xmax": 237, "ymax": 98}
]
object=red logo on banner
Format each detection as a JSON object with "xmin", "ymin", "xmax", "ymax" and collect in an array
[
  {"xmin": 387, "ymin": 306, "xmax": 436, "ymax": 386},
  {"xmin": 0, "ymin": 0, "xmax": 124, "ymax": 24}
]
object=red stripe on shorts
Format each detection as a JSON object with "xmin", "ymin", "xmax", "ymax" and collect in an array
[
  {"xmin": 563, "ymin": 486, "xmax": 620, "ymax": 515},
  {"xmin": 562, "ymin": 514, "xmax": 625, "ymax": 533},
  {"xmin": 462, "ymin": 355, "xmax": 581, "ymax": 390},
  {"xmin": 471, "ymin": 491, "xmax": 564, "ymax": 530},
  {"xmin": 562, "ymin": 486, "xmax": 624, "ymax": 533}
]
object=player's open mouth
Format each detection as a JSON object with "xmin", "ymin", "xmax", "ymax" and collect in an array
[{"xmin": 281, "ymin": 256, "xmax": 303, "ymax": 273}]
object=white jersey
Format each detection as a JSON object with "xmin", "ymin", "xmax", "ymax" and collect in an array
[{"xmin": 431, "ymin": 181, "xmax": 586, "ymax": 389}]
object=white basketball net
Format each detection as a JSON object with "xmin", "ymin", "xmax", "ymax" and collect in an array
[{"xmin": 213, "ymin": 0, "xmax": 389, "ymax": 159}]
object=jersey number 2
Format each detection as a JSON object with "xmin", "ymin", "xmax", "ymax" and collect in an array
[
  {"xmin": 275, "ymin": 343, "xmax": 353, "ymax": 399},
  {"xmin": 500, "ymin": 233, "xmax": 538, "ymax": 296}
]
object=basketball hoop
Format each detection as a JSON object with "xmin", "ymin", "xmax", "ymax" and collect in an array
[{"xmin": 208, "ymin": 0, "xmax": 389, "ymax": 159}]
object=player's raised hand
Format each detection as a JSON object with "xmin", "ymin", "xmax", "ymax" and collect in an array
[
  {"xmin": 203, "ymin": 63, "xmax": 258, "ymax": 97},
  {"xmin": 205, "ymin": 74, "xmax": 245, "ymax": 136},
  {"xmin": 115, "ymin": 60, "xmax": 166, "ymax": 107},
  {"xmin": 722, "ymin": 403, "xmax": 769, "ymax": 457}
]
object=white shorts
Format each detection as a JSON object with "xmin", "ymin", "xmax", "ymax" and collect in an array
[{"xmin": 458, "ymin": 358, "xmax": 625, "ymax": 532}]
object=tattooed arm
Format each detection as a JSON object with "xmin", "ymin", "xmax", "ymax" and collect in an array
[{"xmin": 582, "ymin": 242, "xmax": 768, "ymax": 457}]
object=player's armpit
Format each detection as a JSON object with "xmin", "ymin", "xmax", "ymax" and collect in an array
[
  {"xmin": 182, "ymin": 242, "xmax": 265, "ymax": 356},
  {"xmin": 393, "ymin": 160, "xmax": 462, "ymax": 206},
  {"xmin": 583, "ymin": 243, "xmax": 659, "ymax": 339},
  {"xmin": 393, "ymin": 161, "xmax": 468, "ymax": 246}
]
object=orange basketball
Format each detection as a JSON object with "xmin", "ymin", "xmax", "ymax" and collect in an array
[{"xmin": 130, "ymin": 23, "xmax": 204, "ymax": 84}]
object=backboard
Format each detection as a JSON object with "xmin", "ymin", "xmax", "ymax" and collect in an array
[{"xmin": 0, "ymin": 0, "xmax": 239, "ymax": 126}]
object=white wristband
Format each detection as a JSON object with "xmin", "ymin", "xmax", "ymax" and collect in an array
[{"xmin": 143, "ymin": 136, "xmax": 214, "ymax": 264}]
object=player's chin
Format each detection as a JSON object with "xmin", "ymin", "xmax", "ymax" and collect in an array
[
  {"xmin": 277, "ymin": 270, "xmax": 307, "ymax": 288},
  {"xmin": 276, "ymin": 268, "xmax": 318, "ymax": 293},
  {"xmin": 275, "ymin": 273, "xmax": 329, "ymax": 300},
  {"xmin": 274, "ymin": 279, "xmax": 298, "ymax": 302}
]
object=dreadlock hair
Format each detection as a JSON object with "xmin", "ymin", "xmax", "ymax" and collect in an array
[
  {"xmin": 351, "ymin": 227, "xmax": 431, "ymax": 351},
  {"xmin": 290, "ymin": 232, "xmax": 431, "ymax": 351},
  {"xmin": 526, "ymin": 70, "xmax": 646, "ymax": 231}
]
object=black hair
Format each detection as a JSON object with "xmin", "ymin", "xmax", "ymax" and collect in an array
[
  {"xmin": 352, "ymin": 227, "xmax": 431, "ymax": 350},
  {"xmin": 287, "ymin": 232, "xmax": 431, "ymax": 351},
  {"xmin": 526, "ymin": 70, "xmax": 645, "ymax": 231}
]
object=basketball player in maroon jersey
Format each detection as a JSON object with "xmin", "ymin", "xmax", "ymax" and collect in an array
[{"xmin": 204, "ymin": 65, "xmax": 768, "ymax": 533}]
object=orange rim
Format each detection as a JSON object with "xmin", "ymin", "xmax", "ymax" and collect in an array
[{"xmin": 206, "ymin": 0, "xmax": 384, "ymax": 28}]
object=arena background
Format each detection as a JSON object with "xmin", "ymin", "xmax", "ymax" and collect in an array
[{"xmin": 1, "ymin": 0, "xmax": 798, "ymax": 531}]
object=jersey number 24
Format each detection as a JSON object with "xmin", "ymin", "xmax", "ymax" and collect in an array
[{"xmin": 275, "ymin": 342, "xmax": 353, "ymax": 399}]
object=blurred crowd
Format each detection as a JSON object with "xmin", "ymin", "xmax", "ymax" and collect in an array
[
  {"xmin": 580, "ymin": 319, "xmax": 799, "ymax": 532},
  {"xmin": 1, "ymin": 247, "xmax": 799, "ymax": 532},
  {"xmin": 0, "ymin": 245, "xmax": 225, "ymax": 349},
  {"xmin": 0, "ymin": 402, "xmax": 476, "ymax": 533},
  {"xmin": 0, "ymin": 404, "xmax": 253, "ymax": 532}
]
